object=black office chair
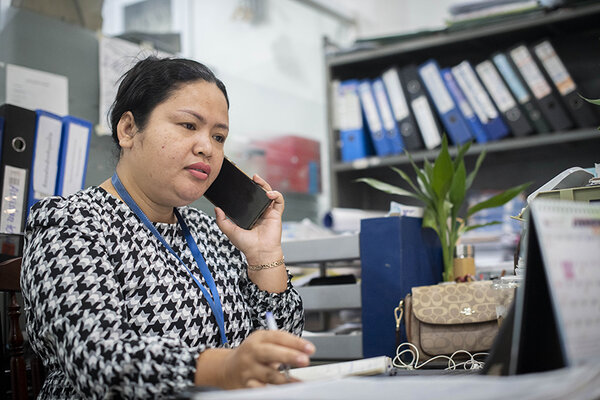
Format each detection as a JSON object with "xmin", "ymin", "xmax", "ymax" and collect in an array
[{"xmin": 1, "ymin": 257, "xmax": 44, "ymax": 399}]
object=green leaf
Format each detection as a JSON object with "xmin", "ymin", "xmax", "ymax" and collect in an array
[
  {"xmin": 453, "ymin": 141, "xmax": 472, "ymax": 170},
  {"xmin": 465, "ymin": 149, "xmax": 486, "ymax": 190},
  {"xmin": 422, "ymin": 208, "xmax": 439, "ymax": 235},
  {"xmin": 432, "ymin": 136, "xmax": 454, "ymax": 198},
  {"xmin": 355, "ymin": 178, "xmax": 420, "ymax": 199},
  {"xmin": 448, "ymin": 161, "xmax": 466, "ymax": 220},
  {"xmin": 408, "ymin": 153, "xmax": 436, "ymax": 200},
  {"xmin": 579, "ymin": 93, "xmax": 600, "ymax": 106},
  {"xmin": 461, "ymin": 221, "xmax": 502, "ymax": 234},
  {"xmin": 391, "ymin": 166, "xmax": 424, "ymax": 198},
  {"xmin": 467, "ymin": 182, "xmax": 531, "ymax": 217}
]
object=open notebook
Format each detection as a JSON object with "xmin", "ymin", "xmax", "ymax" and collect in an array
[{"xmin": 484, "ymin": 199, "xmax": 600, "ymax": 375}]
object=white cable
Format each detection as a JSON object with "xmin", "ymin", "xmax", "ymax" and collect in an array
[{"xmin": 392, "ymin": 342, "xmax": 488, "ymax": 371}]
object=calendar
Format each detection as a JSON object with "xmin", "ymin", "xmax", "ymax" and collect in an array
[{"xmin": 530, "ymin": 199, "xmax": 600, "ymax": 366}]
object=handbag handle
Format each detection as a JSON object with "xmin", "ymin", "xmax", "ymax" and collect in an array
[{"xmin": 394, "ymin": 299, "xmax": 404, "ymax": 350}]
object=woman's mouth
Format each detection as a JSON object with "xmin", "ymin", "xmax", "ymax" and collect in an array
[{"xmin": 186, "ymin": 162, "xmax": 211, "ymax": 180}]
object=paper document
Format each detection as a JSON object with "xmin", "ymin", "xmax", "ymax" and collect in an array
[{"xmin": 288, "ymin": 356, "xmax": 392, "ymax": 381}]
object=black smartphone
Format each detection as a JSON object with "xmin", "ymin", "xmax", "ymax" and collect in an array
[{"xmin": 203, "ymin": 157, "xmax": 272, "ymax": 230}]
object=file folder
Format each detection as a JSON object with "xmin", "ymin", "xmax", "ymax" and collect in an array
[
  {"xmin": 492, "ymin": 52, "xmax": 551, "ymax": 134},
  {"xmin": 475, "ymin": 60, "xmax": 534, "ymax": 137},
  {"xmin": 358, "ymin": 80, "xmax": 394, "ymax": 156},
  {"xmin": 27, "ymin": 110, "xmax": 64, "ymax": 210},
  {"xmin": 419, "ymin": 60, "xmax": 473, "ymax": 145},
  {"xmin": 55, "ymin": 116, "xmax": 92, "ymax": 197},
  {"xmin": 532, "ymin": 39, "xmax": 598, "ymax": 128},
  {"xmin": 381, "ymin": 67, "xmax": 424, "ymax": 151},
  {"xmin": 0, "ymin": 104, "xmax": 37, "ymax": 234},
  {"xmin": 451, "ymin": 61, "xmax": 510, "ymax": 141},
  {"xmin": 336, "ymin": 80, "xmax": 373, "ymax": 162},
  {"xmin": 372, "ymin": 78, "xmax": 405, "ymax": 154},
  {"xmin": 400, "ymin": 64, "xmax": 442, "ymax": 150},
  {"xmin": 360, "ymin": 216, "xmax": 442, "ymax": 358},
  {"xmin": 441, "ymin": 68, "xmax": 488, "ymax": 143},
  {"xmin": 508, "ymin": 44, "xmax": 573, "ymax": 132}
]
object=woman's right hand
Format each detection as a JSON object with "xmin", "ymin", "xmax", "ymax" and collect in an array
[{"xmin": 195, "ymin": 330, "xmax": 315, "ymax": 389}]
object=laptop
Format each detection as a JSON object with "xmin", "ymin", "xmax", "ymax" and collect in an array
[{"xmin": 483, "ymin": 199, "xmax": 600, "ymax": 375}]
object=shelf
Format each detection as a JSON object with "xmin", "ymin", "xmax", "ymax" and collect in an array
[
  {"xmin": 333, "ymin": 129, "xmax": 600, "ymax": 172},
  {"xmin": 297, "ymin": 284, "xmax": 361, "ymax": 311},
  {"xmin": 326, "ymin": 3, "xmax": 600, "ymax": 68},
  {"xmin": 303, "ymin": 333, "xmax": 363, "ymax": 361},
  {"xmin": 282, "ymin": 234, "xmax": 360, "ymax": 264}
]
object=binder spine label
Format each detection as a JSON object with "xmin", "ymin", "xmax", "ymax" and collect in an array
[
  {"xmin": 412, "ymin": 96, "xmax": 441, "ymax": 149},
  {"xmin": 358, "ymin": 82, "xmax": 383, "ymax": 134},
  {"xmin": 338, "ymin": 84, "xmax": 362, "ymax": 130},
  {"xmin": 33, "ymin": 114, "xmax": 63, "ymax": 199},
  {"xmin": 0, "ymin": 165, "xmax": 27, "ymax": 234},
  {"xmin": 382, "ymin": 69, "xmax": 410, "ymax": 120},
  {"xmin": 443, "ymin": 70, "xmax": 474, "ymax": 118},
  {"xmin": 420, "ymin": 63, "xmax": 453, "ymax": 114},
  {"xmin": 457, "ymin": 61, "xmax": 499, "ymax": 120},
  {"xmin": 510, "ymin": 45, "xmax": 552, "ymax": 100},
  {"xmin": 452, "ymin": 64, "xmax": 490, "ymax": 123},
  {"xmin": 476, "ymin": 61, "xmax": 517, "ymax": 113},
  {"xmin": 493, "ymin": 53, "xmax": 531, "ymax": 104},
  {"xmin": 533, "ymin": 41, "xmax": 576, "ymax": 96},
  {"xmin": 62, "ymin": 123, "xmax": 90, "ymax": 196},
  {"xmin": 373, "ymin": 80, "xmax": 396, "ymax": 131}
]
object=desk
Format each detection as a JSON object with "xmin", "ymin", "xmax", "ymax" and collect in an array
[{"xmin": 192, "ymin": 365, "xmax": 600, "ymax": 400}]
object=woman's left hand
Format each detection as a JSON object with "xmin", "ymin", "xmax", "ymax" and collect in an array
[{"xmin": 214, "ymin": 174, "xmax": 284, "ymax": 267}]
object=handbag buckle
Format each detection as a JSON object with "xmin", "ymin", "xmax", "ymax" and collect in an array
[{"xmin": 460, "ymin": 307, "xmax": 475, "ymax": 316}]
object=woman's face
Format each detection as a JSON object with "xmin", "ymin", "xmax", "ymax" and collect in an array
[{"xmin": 123, "ymin": 80, "xmax": 229, "ymax": 208}]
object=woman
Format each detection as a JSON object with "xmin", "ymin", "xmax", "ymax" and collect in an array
[{"xmin": 21, "ymin": 56, "xmax": 312, "ymax": 399}]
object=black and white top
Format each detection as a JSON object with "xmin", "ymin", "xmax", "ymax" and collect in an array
[{"xmin": 21, "ymin": 187, "xmax": 304, "ymax": 399}]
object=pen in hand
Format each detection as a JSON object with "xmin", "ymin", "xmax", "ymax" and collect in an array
[{"xmin": 265, "ymin": 311, "xmax": 291, "ymax": 379}]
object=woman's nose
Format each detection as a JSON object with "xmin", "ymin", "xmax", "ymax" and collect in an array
[{"xmin": 192, "ymin": 131, "xmax": 213, "ymax": 157}]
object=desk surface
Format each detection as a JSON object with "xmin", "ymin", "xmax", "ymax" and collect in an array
[{"xmin": 192, "ymin": 365, "xmax": 600, "ymax": 400}]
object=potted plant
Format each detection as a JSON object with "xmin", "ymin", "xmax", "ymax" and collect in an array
[{"xmin": 357, "ymin": 136, "xmax": 530, "ymax": 282}]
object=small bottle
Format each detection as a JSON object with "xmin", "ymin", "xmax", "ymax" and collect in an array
[{"xmin": 453, "ymin": 244, "xmax": 475, "ymax": 281}]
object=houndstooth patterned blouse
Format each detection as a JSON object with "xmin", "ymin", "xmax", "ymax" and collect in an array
[{"xmin": 21, "ymin": 186, "xmax": 304, "ymax": 399}]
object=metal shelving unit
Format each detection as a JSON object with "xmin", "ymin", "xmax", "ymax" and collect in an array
[
  {"xmin": 325, "ymin": 3, "xmax": 600, "ymax": 211},
  {"xmin": 282, "ymin": 234, "xmax": 363, "ymax": 360}
]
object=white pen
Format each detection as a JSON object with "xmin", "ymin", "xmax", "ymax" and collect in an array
[{"xmin": 265, "ymin": 311, "xmax": 290, "ymax": 379}]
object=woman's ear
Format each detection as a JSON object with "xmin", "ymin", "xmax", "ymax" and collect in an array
[{"xmin": 116, "ymin": 111, "xmax": 138, "ymax": 149}]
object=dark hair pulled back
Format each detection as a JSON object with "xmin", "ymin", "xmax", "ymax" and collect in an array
[{"xmin": 109, "ymin": 56, "xmax": 229, "ymax": 149}]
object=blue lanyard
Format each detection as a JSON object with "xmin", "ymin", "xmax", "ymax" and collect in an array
[{"xmin": 111, "ymin": 173, "xmax": 228, "ymax": 345}]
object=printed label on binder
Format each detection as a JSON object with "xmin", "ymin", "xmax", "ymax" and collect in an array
[
  {"xmin": 533, "ymin": 41, "xmax": 576, "ymax": 96},
  {"xmin": 510, "ymin": 45, "xmax": 552, "ymax": 100},
  {"xmin": 382, "ymin": 69, "xmax": 410, "ymax": 120},
  {"xmin": 476, "ymin": 61, "xmax": 517, "ymax": 113},
  {"xmin": 420, "ymin": 63, "xmax": 454, "ymax": 114},
  {"xmin": 0, "ymin": 165, "xmax": 27, "ymax": 234}
]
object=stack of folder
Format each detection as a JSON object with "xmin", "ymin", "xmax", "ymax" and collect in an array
[
  {"xmin": 332, "ymin": 38, "xmax": 597, "ymax": 163},
  {"xmin": 0, "ymin": 103, "xmax": 92, "ymax": 238}
]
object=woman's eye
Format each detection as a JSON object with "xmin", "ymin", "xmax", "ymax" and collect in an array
[
  {"xmin": 181, "ymin": 122, "xmax": 195, "ymax": 130},
  {"xmin": 213, "ymin": 135, "xmax": 226, "ymax": 144}
]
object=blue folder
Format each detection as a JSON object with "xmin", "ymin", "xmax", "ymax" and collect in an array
[
  {"xmin": 371, "ymin": 78, "xmax": 405, "ymax": 155},
  {"xmin": 360, "ymin": 216, "xmax": 443, "ymax": 358},
  {"xmin": 451, "ymin": 61, "xmax": 510, "ymax": 142},
  {"xmin": 441, "ymin": 68, "xmax": 488, "ymax": 144},
  {"xmin": 55, "ymin": 116, "xmax": 92, "ymax": 197},
  {"xmin": 27, "ymin": 110, "xmax": 64, "ymax": 211},
  {"xmin": 337, "ymin": 80, "xmax": 373, "ymax": 162},
  {"xmin": 418, "ymin": 60, "xmax": 473, "ymax": 145},
  {"xmin": 358, "ymin": 79, "xmax": 394, "ymax": 156}
]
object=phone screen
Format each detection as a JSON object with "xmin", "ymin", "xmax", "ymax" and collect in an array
[{"xmin": 203, "ymin": 157, "xmax": 272, "ymax": 230}]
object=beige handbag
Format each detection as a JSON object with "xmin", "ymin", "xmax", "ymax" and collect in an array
[{"xmin": 396, "ymin": 281, "xmax": 500, "ymax": 360}]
